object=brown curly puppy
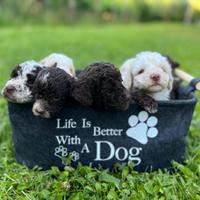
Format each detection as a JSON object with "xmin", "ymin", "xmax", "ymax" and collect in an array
[
  {"xmin": 32, "ymin": 67, "xmax": 74, "ymax": 118},
  {"xmin": 72, "ymin": 62, "xmax": 129, "ymax": 111}
]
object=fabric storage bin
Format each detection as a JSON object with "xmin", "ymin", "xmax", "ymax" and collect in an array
[{"xmin": 8, "ymin": 85, "xmax": 198, "ymax": 171}]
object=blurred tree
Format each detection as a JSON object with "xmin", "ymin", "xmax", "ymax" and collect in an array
[
  {"xmin": 184, "ymin": 0, "xmax": 200, "ymax": 23},
  {"xmin": 68, "ymin": 0, "xmax": 77, "ymax": 22},
  {"xmin": 184, "ymin": 0, "xmax": 193, "ymax": 24},
  {"xmin": 77, "ymin": 0, "xmax": 92, "ymax": 10},
  {"xmin": 94, "ymin": 0, "xmax": 101, "ymax": 19},
  {"xmin": 0, "ymin": 0, "xmax": 199, "ymax": 25},
  {"xmin": 122, "ymin": 0, "xmax": 129, "ymax": 21}
]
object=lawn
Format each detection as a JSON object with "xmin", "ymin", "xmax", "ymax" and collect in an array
[{"xmin": 0, "ymin": 23, "xmax": 200, "ymax": 199}]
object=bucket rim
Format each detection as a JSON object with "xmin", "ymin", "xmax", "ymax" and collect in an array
[
  {"xmin": 156, "ymin": 92, "xmax": 198, "ymax": 106},
  {"xmin": 7, "ymin": 92, "xmax": 198, "ymax": 109}
]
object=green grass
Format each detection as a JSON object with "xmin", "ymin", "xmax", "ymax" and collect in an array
[{"xmin": 0, "ymin": 23, "xmax": 200, "ymax": 199}]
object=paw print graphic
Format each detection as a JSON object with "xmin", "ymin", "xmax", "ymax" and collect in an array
[
  {"xmin": 126, "ymin": 111, "xmax": 158, "ymax": 145},
  {"xmin": 69, "ymin": 151, "xmax": 80, "ymax": 162},
  {"xmin": 54, "ymin": 146, "xmax": 68, "ymax": 159}
]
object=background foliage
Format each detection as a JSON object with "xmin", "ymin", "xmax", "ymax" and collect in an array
[{"xmin": 0, "ymin": 0, "xmax": 200, "ymax": 25}]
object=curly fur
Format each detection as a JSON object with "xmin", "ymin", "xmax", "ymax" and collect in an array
[
  {"xmin": 120, "ymin": 51, "xmax": 173, "ymax": 100},
  {"xmin": 32, "ymin": 67, "xmax": 74, "ymax": 118},
  {"xmin": 39, "ymin": 53, "xmax": 76, "ymax": 77},
  {"xmin": 130, "ymin": 88, "xmax": 158, "ymax": 113},
  {"xmin": 1, "ymin": 61, "xmax": 43, "ymax": 103},
  {"xmin": 72, "ymin": 62, "xmax": 129, "ymax": 111},
  {"xmin": 120, "ymin": 51, "xmax": 177, "ymax": 113}
]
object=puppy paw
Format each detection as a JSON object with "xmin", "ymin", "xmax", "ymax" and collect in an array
[
  {"xmin": 143, "ymin": 100, "xmax": 158, "ymax": 114},
  {"xmin": 131, "ymin": 89, "xmax": 158, "ymax": 114},
  {"xmin": 144, "ymin": 104, "xmax": 158, "ymax": 114}
]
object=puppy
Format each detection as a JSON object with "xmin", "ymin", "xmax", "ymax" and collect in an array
[
  {"xmin": 120, "ymin": 51, "xmax": 174, "ymax": 113},
  {"xmin": 1, "ymin": 61, "xmax": 43, "ymax": 103},
  {"xmin": 32, "ymin": 53, "xmax": 76, "ymax": 118},
  {"xmin": 39, "ymin": 53, "xmax": 75, "ymax": 77},
  {"xmin": 32, "ymin": 67, "xmax": 74, "ymax": 118},
  {"xmin": 72, "ymin": 62, "xmax": 129, "ymax": 111},
  {"xmin": 32, "ymin": 62, "xmax": 129, "ymax": 118}
]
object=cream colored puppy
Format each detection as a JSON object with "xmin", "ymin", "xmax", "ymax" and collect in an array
[
  {"xmin": 120, "ymin": 51, "xmax": 173, "ymax": 101},
  {"xmin": 40, "ymin": 53, "xmax": 76, "ymax": 77}
]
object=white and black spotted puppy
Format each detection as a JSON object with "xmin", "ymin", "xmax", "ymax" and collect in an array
[
  {"xmin": 32, "ymin": 67, "xmax": 74, "ymax": 118},
  {"xmin": 1, "ymin": 61, "xmax": 43, "ymax": 103},
  {"xmin": 120, "ymin": 51, "xmax": 174, "ymax": 113},
  {"xmin": 39, "ymin": 53, "xmax": 76, "ymax": 77}
]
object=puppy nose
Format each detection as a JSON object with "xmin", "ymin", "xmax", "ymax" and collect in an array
[
  {"xmin": 3, "ymin": 86, "xmax": 16, "ymax": 96},
  {"xmin": 35, "ymin": 107, "xmax": 45, "ymax": 115},
  {"xmin": 150, "ymin": 74, "xmax": 160, "ymax": 82}
]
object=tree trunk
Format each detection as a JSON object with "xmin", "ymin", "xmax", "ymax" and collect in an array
[
  {"xmin": 94, "ymin": 0, "xmax": 101, "ymax": 20},
  {"xmin": 68, "ymin": 0, "xmax": 77, "ymax": 23},
  {"xmin": 123, "ymin": 0, "xmax": 129, "ymax": 21},
  {"xmin": 184, "ymin": 1, "xmax": 193, "ymax": 24}
]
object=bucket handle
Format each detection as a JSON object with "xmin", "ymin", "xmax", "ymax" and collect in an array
[{"xmin": 175, "ymin": 69, "xmax": 200, "ymax": 93}]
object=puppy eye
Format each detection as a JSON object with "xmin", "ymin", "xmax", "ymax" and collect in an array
[
  {"xmin": 51, "ymin": 93, "xmax": 59, "ymax": 100},
  {"xmin": 11, "ymin": 65, "xmax": 21, "ymax": 78},
  {"xmin": 37, "ymin": 94, "xmax": 43, "ymax": 99},
  {"xmin": 27, "ymin": 74, "xmax": 35, "ymax": 81},
  {"xmin": 54, "ymin": 96, "xmax": 60, "ymax": 101},
  {"xmin": 27, "ymin": 79, "xmax": 33, "ymax": 85},
  {"xmin": 138, "ymin": 69, "xmax": 144, "ymax": 74},
  {"xmin": 27, "ymin": 74, "xmax": 35, "ymax": 80}
]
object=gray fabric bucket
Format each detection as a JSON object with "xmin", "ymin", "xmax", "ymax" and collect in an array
[{"xmin": 8, "ymin": 86, "xmax": 198, "ymax": 171}]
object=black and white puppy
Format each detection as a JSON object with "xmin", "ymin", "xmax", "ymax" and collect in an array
[
  {"xmin": 1, "ymin": 61, "xmax": 43, "ymax": 103},
  {"xmin": 32, "ymin": 67, "xmax": 74, "ymax": 118}
]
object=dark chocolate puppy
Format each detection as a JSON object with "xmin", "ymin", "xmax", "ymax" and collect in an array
[
  {"xmin": 72, "ymin": 62, "xmax": 129, "ymax": 111},
  {"xmin": 32, "ymin": 67, "xmax": 74, "ymax": 118},
  {"xmin": 130, "ymin": 88, "xmax": 158, "ymax": 113}
]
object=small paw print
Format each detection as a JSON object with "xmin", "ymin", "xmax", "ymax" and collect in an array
[
  {"xmin": 54, "ymin": 146, "xmax": 68, "ymax": 159},
  {"xmin": 126, "ymin": 111, "xmax": 158, "ymax": 145},
  {"xmin": 69, "ymin": 151, "xmax": 80, "ymax": 162}
]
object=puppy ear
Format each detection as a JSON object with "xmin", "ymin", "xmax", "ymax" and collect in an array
[
  {"xmin": 165, "ymin": 55, "xmax": 179, "ymax": 69},
  {"xmin": 33, "ymin": 65, "xmax": 43, "ymax": 74},
  {"xmin": 120, "ymin": 60, "xmax": 133, "ymax": 90},
  {"xmin": 51, "ymin": 62, "xmax": 57, "ymax": 68},
  {"xmin": 10, "ymin": 65, "xmax": 20, "ymax": 78},
  {"xmin": 72, "ymin": 82, "xmax": 93, "ymax": 106}
]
